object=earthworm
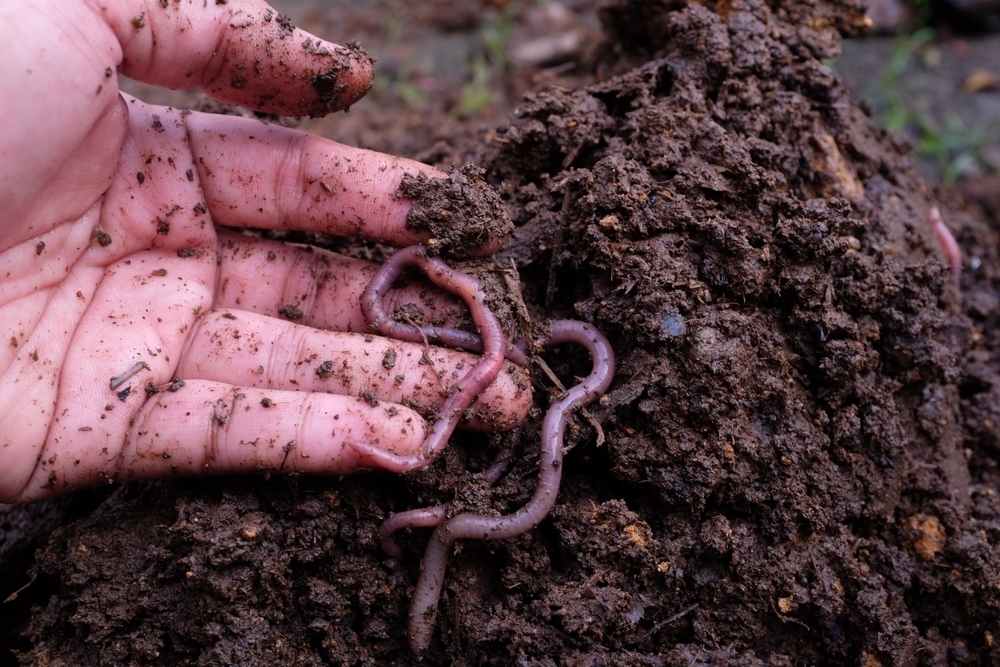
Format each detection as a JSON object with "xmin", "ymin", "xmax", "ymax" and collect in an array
[
  {"xmin": 378, "ymin": 506, "xmax": 448, "ymax": 560},
  {"xmin": 406, "ymin": 319, "xmax": 615, "ymax": 655},
  {"xmin": 348, "ymin": 245, "xmax": 507, "ymax": 473},
  {"xmin": 930, "ymin": 206, "xmax": 961, "ymax": 292},
  {"xmin": 481, "ymin": 427, "xmax": 519, "ymax": 484},
  {"xmin": 361, "ymin": 246, "xmax": 529, "ymax": 366},
  {"xmin": 377, "ymin": 426, "xmax": 522, "ymax": 560}
]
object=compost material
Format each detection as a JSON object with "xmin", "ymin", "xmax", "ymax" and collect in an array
[{"xmin": 4, "ymin": 1, "xmax": 1000, "ymax": 665}]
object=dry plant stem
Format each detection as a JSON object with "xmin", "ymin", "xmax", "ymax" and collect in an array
[
  {"xmin": 109, "ymin": 361, "xmax": 150, "ymax": 390},
  {"xmin": 407, "ymin": 319, "xmax": 615, "ymax": 655},
  {"xmin": 361, "ymin": 246, "xmax": 529, "ymax": 366},
  {"xmin": 349, "ymin": 245, "xmax": 507, "ymax": 472}
]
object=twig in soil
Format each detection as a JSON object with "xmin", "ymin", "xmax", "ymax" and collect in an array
[
  {"xmin": 504, "ymin": 258, "xmax": 535, "ymax": 350},
  {"xmin": 632, "ymin": 602, "xmax": 699, "ymax": 644},
  {"xmin": 533, "ymin": 355, "xmax": 605, "ymax": 448},
  {"xmin": 3, "ymin": 573, "xmax": 37, "ymax": 603},
  {"xmin": 405, "ymin": 320, "xmax": 615, "ymax": 655}
]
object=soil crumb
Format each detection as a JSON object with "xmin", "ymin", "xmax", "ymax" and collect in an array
[{"xmin": 399, "ymin": 164, "xmax": 513, "ymax": 258}]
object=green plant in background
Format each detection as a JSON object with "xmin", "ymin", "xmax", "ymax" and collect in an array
[
  {"xmin": 482, "ymin": 8, "xmax": 513, "ymax": 74},
  {"xmin": 912, "ymin": 113, "xmax": 994, "ymax": 183},
  {"xmin": 456, "ymin": 55, "xmax": 498, "ymax": 117},
  {"xmin": 873, "ymin": 27, "xmax": 935, "ymax": 132},
  {"xmin": 454, "ymin": 7, "xmax": 514, "ymax": 118},
  {"xmin": 866, "ymin": 14, "xmax": 999, "ymax": 183},
  {"xmin": 370, "ymin": 63, "xmax": 431, "ymax": 111}
]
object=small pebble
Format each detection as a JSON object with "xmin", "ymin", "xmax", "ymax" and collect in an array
[{"xmin": 660, "ymin": 313, "xmax": 686, "ymax": 337}]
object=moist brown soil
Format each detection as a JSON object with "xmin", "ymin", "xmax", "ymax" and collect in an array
[
  {"xmin": 398, "ymin": 164, "xmax": 513, "ymax": 257},
  {"xmin": 5, "ymin": 1, "xmax": 1000, "ymax": 666}
]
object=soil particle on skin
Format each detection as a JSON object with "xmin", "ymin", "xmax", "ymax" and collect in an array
[
  {"xmin": 275, "ymin": 13, "xmax": 294, "ymax": 37},
  {"xmin": 315, "ymin": 360, "xmax": 334, "ymax": 379},
  {"xmin": 5, "ymin": 1, "xmax": 1000, "ymax": 666},
  {"xmin": 276, "ymin": 303, "xmax": 303, "ymax": 320},
  {"xmin": 309, "ymin": 42, "xmax": 374, "ymax": 117}
]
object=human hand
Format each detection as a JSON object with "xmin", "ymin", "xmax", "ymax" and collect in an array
[{"xmin": 0, "ymin": 0, "xmax": 530, "ymax": 503}]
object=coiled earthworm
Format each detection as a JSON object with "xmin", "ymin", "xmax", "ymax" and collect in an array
[
  {"xmin": 406, "ymin": 319, "xmax": 615, "ymax": 655},
  {"xmin": 361, "ymin": 245, "xmax": 529, "ymax": 366},
  {"xmin": 348, "ymin": 245, "xmax": 507, "ymax": 473}
]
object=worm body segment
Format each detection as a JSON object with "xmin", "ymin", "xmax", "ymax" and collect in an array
[{"xmin": 406, "ymin": 320, "xmax": 614, "ymax": 654}]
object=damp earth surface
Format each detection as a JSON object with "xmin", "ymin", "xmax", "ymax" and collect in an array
[{"xmin": 4, "ymin": 1, "xmax": 1000, "ymax": 666}]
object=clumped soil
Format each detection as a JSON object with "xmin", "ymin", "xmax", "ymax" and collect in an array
[
  {"xmin": 398, "ymin": 164, "xmax": 513, "ymax": 257},
  {"xmin": 5, "ymin": 1, "xmax": 1000, "ymax": 666}
]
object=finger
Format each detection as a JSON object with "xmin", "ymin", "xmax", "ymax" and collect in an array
[
  {"xmin": 117, "ymin": 381, "xmax": 427, "ymax": 481},
  {"xmin": 182, "ymin": 111, "xmax": 449, "ymax": 247},
  {"xmin": 180, "ymin": 310, "xmax": 532, "ymax": 432},
  {"xmin": 0, "ymin": 286, "xmax": 90, "ymax": 503},
  {"xmin": 214, "ymin": 231, "xmax": 469, "ymax": 333},
  {"xmin": 105, "ymin": 0, "xmax": 373, "ymax": 115}
]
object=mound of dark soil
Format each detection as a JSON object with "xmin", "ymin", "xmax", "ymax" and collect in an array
[{"xmin": 4, "ymin": 1, "xmax": 1000, "ymax": 666}]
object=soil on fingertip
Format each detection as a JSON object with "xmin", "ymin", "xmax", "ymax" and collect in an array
[
  {"xmin": 310, "ymin": 41, "xmax": 376, "ymax": 117},
  {"xmin": 399, "ymin": 164, "xmax": 513, "ymax": 258},
  {"xmin": 5, "ymin": 1, "xmax": 1000, "ymax": 667}
]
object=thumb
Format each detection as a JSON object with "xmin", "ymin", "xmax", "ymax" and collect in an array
[{"xmin": 104, "ymin": 0, "xmax": 373, "ymax": 116}]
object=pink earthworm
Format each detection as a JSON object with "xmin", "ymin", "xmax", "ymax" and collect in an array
[
  {"xmin": 361, "ymin": 245, "xmax": 529, "ymax": 366},
  {"xmin": 406, "ymin": 319, "xmax": 615, "ymax": 655},
  {"xmin": 348, "ymin": 245, "xmax": 507, "ymax": 473},
  {"xmin": 378, "ymin": 506, "xmax": 448, "ymax": 560},
  {"xmin": 930, "ymin": 206, "xmax": 961, "ymax": 292},
  {"xmin": 377, "ymin": 426, "xmax": 522, "ymax": 560}
]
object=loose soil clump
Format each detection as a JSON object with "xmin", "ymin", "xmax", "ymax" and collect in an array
[
  {"xmin": 4, "ymin": 1, "xmax": 1000, "ymax": 666},
  {"xmin": 400, "ymin": 164, "xmax": 513, "ymax": 258}
]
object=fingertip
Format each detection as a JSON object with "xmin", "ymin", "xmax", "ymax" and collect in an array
[
  {"xmin": 395, "ymin": 165, "xmax": 513, "ymax": 258},
  {"xmin": 111, "ymin": 0, "xmax": 376, "ymax": 117},
  {"xmin": 469, "ymin": 362, "xmax": 533, "ymax": 432},
  {"xmin": 500, "ymin": 363, "xmax": 534, "ymax": 429},
  {"xmin": 306, "ymin": 41, "xmax": 375, "ymax": 116},
  {"xmin": 200, "ymin": 33, "xmax": 376, "ymax": 117}
]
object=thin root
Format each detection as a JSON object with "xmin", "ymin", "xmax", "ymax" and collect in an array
[{"xmin": 534, "ymin": 355, "xmax": 605, "ymax": 448}]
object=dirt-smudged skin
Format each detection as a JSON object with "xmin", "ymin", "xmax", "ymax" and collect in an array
[
  {"xmin": 6, "ymin": 1, "xmax": 1000, "ymax": 666},
  {"xmin": 123, "ymin": 4, "xmax": 374, "ymax": 117}
]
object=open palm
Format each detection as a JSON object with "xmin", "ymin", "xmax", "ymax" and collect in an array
[{"xmin": 0, "ymin": 0, "xmax": 528, "ymax": 502}]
